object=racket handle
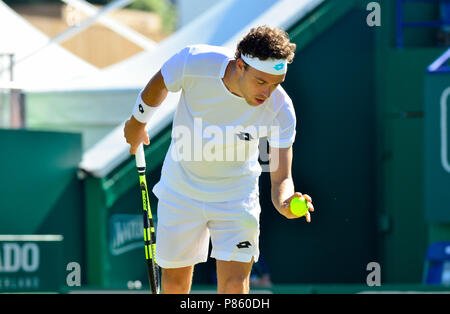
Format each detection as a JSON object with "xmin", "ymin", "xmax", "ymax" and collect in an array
[{"xmin": 136, "ymin": 143, "xmax": 146, "ymax": 169}]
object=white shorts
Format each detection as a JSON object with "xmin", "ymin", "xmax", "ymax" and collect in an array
[{"xmin": 153, "ymin": 185, "xmax": 261, "ymax": 269}]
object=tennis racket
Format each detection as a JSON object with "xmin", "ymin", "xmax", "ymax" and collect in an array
[{"xmin": 136, "ymin": 143, "xmax": 160, "ymax": 294}]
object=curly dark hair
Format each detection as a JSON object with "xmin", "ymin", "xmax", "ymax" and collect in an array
[{"xmin": 235, "ymin": 25, "xmax": 296, "ymax": 64}]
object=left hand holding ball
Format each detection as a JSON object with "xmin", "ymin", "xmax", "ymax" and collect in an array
[{"xmin": 280, "ymin": 192, "xmax": 314, "ymax": 222}]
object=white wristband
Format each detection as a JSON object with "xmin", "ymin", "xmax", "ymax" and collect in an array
[{"xmin": 132, "ymin": 90, "xmax": 159, "ymax": 123}]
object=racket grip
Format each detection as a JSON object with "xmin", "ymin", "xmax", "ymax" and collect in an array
[{"xmin": 136, "ymin": 143, "xmax": 146, "ymax": 169}]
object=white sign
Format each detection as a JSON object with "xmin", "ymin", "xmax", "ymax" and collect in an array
[{"xmin": 0, "ymin": 243, "xmax": 39, "ymax": 273}]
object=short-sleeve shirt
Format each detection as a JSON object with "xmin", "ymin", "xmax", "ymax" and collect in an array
[{"xmin": 152, "ymin": 44, "xmax": 296, "ymax": 202}]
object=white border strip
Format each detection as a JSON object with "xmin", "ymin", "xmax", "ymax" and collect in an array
[
  {"xmin": 0, "ymin": 235, "xmax": 64, "ymax": 241},
  {"xmin": 441, "ymin": 87, "xmax": 450, "ymax": 173}
]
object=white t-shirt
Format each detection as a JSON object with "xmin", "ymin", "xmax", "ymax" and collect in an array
[{"xmin": 152, "ymin": 44, "xmax": 296, "ymax": 202}]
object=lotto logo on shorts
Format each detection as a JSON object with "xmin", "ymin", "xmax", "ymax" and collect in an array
[{"xmin": 236, "ymin": 241, "xmax": 252, "ymax": 249}]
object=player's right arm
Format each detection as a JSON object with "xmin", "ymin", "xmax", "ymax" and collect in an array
[{"xmin": 124, "ymin": 70, "xmax": 168, "ymax": 155}]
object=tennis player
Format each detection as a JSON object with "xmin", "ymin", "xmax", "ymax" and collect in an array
[{"xmin": 124, "ymin": 25, "xmax": 315, "ymax": 294}]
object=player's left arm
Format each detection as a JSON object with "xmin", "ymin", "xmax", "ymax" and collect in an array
[{"xmin": 269, "ymin": 145, "xmax": 314, "ymax": 221}]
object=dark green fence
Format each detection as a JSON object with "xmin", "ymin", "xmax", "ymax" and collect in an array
[{"xmin": 0, "ymin": 129, "xmax": 84, "ymax": 291}]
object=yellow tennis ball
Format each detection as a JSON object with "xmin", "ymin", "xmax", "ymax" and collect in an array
[{"xmin": 290, "ymin": 196, "xmax": 308, "ymax": 217}]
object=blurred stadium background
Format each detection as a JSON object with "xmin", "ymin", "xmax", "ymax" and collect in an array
[{"xmin": 1, "ymin": 0, "xmax": 450, "ymax": 294}]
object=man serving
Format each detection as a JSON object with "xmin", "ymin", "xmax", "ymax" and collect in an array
[{"xmin": 124, "ymin": 25, "xmax": 315, "ymax": 294}]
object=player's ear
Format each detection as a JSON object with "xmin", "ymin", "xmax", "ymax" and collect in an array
[{"xmin": 236, "ymin": 58, "xmax": 247, "ymax": 73}]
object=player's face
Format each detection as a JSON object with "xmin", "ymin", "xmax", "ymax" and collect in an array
[{"xmin": 237, "ymin": 59, "xmax": 286, "ymax": 106}]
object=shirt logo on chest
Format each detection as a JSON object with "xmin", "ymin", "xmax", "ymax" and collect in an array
[{"xmin": 237, "ymin": 132, "xmax": 254, "ymax": 141}]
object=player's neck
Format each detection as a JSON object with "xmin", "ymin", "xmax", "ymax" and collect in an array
[{"xmin": 222, "ymin": 60, "xmax": 244, "ymax": 98}]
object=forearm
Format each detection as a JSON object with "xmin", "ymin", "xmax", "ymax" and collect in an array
[
  {"xmin": 271, "ymin": 177, "xmax": 295, "ymax": 212},
  {"xmin": 131, "ymin": 70, "xmax": 168, "ymax": 126},
  {"xmin": 125, "ymin": 70, "xmax": 167, "ymax": 154},
  {"xmin": 141, "ymin": 70, "xmax": 168, "ymax": 108}
]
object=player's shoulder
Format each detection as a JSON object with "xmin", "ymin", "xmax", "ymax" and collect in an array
[
  {"xmin": 186, "ymin": 44, "xmax": 234, "ymax": 57},
  {"xmin": 183, "ymin": 44, "xmax": 234, "ymax": 78},
  {"xmin": 267, "ymin": 85, "xmax": 294, "ymax": 113}
]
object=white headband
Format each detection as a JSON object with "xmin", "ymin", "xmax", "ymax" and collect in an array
[{"xmin": 241, "ymin": 54, "xmax": 287, "ymax": 75}]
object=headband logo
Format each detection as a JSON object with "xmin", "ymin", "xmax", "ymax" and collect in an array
[
  {"xmin": 274, "ymin": 63, "xmax": 285, "ymax": 71},
  {"xmin": 241, "ymin": 54, "xmax": 287, "ymax": 74}
]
